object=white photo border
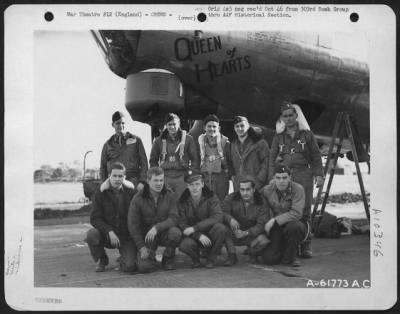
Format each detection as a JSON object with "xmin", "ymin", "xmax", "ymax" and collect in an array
[{"xmin": 4, "ymin": 4, "xmax": 397, "ymax": 310}]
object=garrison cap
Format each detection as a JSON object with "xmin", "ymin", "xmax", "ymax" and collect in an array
[
  {"xmin": 233, "ymin": 116, "xmax": 248, "ymax": 125},
  {"xmin": 238, "ymin": 175, "xmax": 256, "ymax": 186},
  {"xmin": 164, "ymin": 113, "xmax": 180, "ymax": 124},
  {"xmin": 203, "ymin": 114, "xmax": 220, "ymax": 125},
  {"xmin": 184, "ymin": 169, "xmax": 205, "ymax": 183},
  {"xmin": 273, "ymin": 164, "xmax": 291, "ymax": 175},
  {"xmin": 280, "ymin": 103, "xmax": 297, "ymax": 114},
  {"xmin": 112, "ymin": 111, "xmax": 125, "ymax": 123}
]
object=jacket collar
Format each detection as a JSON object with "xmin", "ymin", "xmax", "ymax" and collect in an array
[
  {"xmin": 141, "ymin": 183, "xmax": 168, "ymax": 199},
  {"xmin": 233, "ymin": 127, "xmax": 262, "ymax": 143},
  {"xmin": 160, "ymin": 128, "xmax": 182, "ymax": 141},
  {"xmin": 100, "ymin": 178, "xmax": 135, "ymax": 192},
  {"xmin": 272, "ymin": 181, "xmax": 293, "ymax": 196},
  {"xmin": 109, "ymin": 131, "xmax": 134, "ymax": 142},
  {"xmin": 276, "ymin": 121, "xmax": 309, "ymax": 135},
  {"xmin": 179, "ymin": 185, "xmax": 214, "ymax": 203},
  {"xmin": 232, "ymin": 190, "xmax": 264, "ymax": 205},
  {"xmin": 201, "ymin": 133, "xmax": 224, "ymax": 144}
]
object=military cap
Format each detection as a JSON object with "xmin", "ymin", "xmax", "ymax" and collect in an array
[
  {"xmin": 233, "ymin": 116, "xmax": 248, "ymax": 125},
  {"xmin": 280, "ymin": 103, "xmax": 297, "ymax": 114},
  {"xmin": 164, "ymin": 113, "xmax": 180, "ymax": 124},
  {"xmin": 273, "ymin": 164, "xmax": 291, "ymax": 175},
  {"xmin": 203, "ymin": 114, "xmax": 219, "ymax": 125},
  {"xmin": 238, "ymin": 175, "xmax": 256, "ymax": 186},
  {"xmin": 184, "ymin": 169, "xmax": 205, "ymax": 183},
  {"xmin": 112, "ymin": 111, "xmax": 125, "ymax": 123}
]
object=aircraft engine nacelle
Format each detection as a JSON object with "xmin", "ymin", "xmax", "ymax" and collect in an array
[
  {"xmin": 125, "ymin": 72, "xmax": 184, "ymax": 126},
  {"xmin": 125, "ymin": 71, "xmax": 218, "ymax": 127}
]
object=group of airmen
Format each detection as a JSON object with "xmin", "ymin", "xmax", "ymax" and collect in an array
[{"xmin": 84, "ymin": 103, "xmax": 323, "ymax": 273}]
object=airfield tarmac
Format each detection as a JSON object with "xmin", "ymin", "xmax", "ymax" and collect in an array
[
  {"xmin": 34, "ymin": 171, "xmax": 371, "ymax": 288},
  {"xmin": 34, "ymin": 207, "xmax": 370, "ymax": 288}
]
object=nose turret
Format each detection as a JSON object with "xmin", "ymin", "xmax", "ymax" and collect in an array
[{"xmin": 91, "ymin": 30, "xmax": 141, "ymax": 78}]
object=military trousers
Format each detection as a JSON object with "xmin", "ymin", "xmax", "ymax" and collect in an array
[
  {"xmin": 179, "ymin": 223, "xmax": 227, "ymax": 262},
  {"xmin": 290, "ymin": 167, "xmax": 314, "ymax": 221},
  {"xmin": 261, "ymin": 220, "xmax": 307, "ymax": 265},
  {"xmin": 225, "ymin": 230, "xmax": 269, "ymax": 255},
  {"xmin": 84, "ymin": 228, "xmax": 137, "ymax": 272},
  {"xmin": 137, "ymin": 226, "xmax": 182, "ymax": 273},
  {"xmin": 203, "ymin": 172, "xmax": 230, "ymax": 202}
]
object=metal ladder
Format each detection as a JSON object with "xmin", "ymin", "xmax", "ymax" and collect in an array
[{"xmin": 311, "ymin": 112, "xmax": 370, "ymax": 228}]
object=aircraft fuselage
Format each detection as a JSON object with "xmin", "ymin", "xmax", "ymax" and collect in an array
[{"xmin": 92, "ymin": 30, "xmax": 369, "ymax": 142}]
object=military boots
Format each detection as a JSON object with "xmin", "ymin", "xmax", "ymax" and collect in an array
[{"xmin": 299, "ymin": 239, "xmax": 312, "ymax": 258}]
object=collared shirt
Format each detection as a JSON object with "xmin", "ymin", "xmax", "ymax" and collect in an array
[
  {"xmin": 111, "ymin": 186, "xmax": 125, "ymax": 216},
  {"xmin": 190, "ymin": 196, "xmax": 203, "ymax": 209},
  {"xmin": 112, "ymin": 133, "xmax": 124, "ymax": 146},
  {"xmin": 168, "ymin": 133, "xmax": 179, "ymax": 142},
  {"xmin": 243, "ymin": 198, "xmax": 254, "ymax": 213},
  {"xmin": 238, "ymin": 133, "xmax": 248, "ymax": 143},
  {"xmin": 238, "ymin": 135, "xmax": 251, "ymax": 156}
]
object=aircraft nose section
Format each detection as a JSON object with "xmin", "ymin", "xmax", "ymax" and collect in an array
[
  {"xmin": 92, "ymin": 30, "xmax": 141, "ymax": 78},
  {"xmin": 125, "ymin": 71, "xmax": 185, "ymax": 125}
]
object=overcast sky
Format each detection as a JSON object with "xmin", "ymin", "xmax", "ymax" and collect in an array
[{"xmin": 34, "ymin": 31, "xmax": 152, "ymax": 169}]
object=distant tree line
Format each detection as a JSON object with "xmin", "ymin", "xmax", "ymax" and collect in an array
[{"xmin": 34, "ymin": 162, "xmax": 99, "ymax": 183}]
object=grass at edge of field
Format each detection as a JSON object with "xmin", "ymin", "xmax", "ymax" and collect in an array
[{"xmin": 34, "ymin": 215, "xmax": 90, "ymax": 227}]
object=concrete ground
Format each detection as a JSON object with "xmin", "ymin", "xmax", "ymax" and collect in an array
[{"xmin": 34, "ymin": 223, "xmax": 370, "ymax": 288}]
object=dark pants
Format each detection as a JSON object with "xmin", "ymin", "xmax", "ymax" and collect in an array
[
  {"xmin": 84, "ymin": 228, "xmax": 137, "ymax": 272},
  {"xmin": 225, "ymin": 230, "xmax": 269, "ymax": 255},
  {"xmin": 137, "ymin": 226, "xmax": 182, "ymax": 273},
  {"xmin": 204, "ymin": 172, "xmax": 229, "ymax": 202},
  {"xmin": 262, "ymin": 220, "xmax": 306, "ymax": 265},
  {"xmin": 291, "ymin": 167, "xmax": 313, "ymax": 221},
  {"xmin": 179, "ymin": 223, "xmax": 227, "ymax": 261}
]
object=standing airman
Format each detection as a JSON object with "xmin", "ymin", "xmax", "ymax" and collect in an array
[
  {"xmin": 269, "ymin": 103, "xmax": 323, "ymax": 258},
  {"xmin": 100, "ymin": 111, "xmax": 148, "ymax": 191},
  {"xmin": 198, "ymin": 114, "xmax": 230, "ymax": 201},
  {"xmin": 227, "ymin": 116, "xmax": 270, "ymax": 191},
  {"xmin": 150, "ymin": 113, "xmax": 199, "ymax": 199}
]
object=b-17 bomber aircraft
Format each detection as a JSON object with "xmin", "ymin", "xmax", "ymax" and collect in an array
[
  {"xmin": 91, "ymin": 30, "xmax": 370, "ymax": 160},
  {"xmin": 33, "ymin": 30, "xmax": 372, "ymax": 291}
]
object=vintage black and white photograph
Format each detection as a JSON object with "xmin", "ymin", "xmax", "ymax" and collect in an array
[{"xmin": 4, "ymin": 4, "xmax": 396, "ymax": 311}]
